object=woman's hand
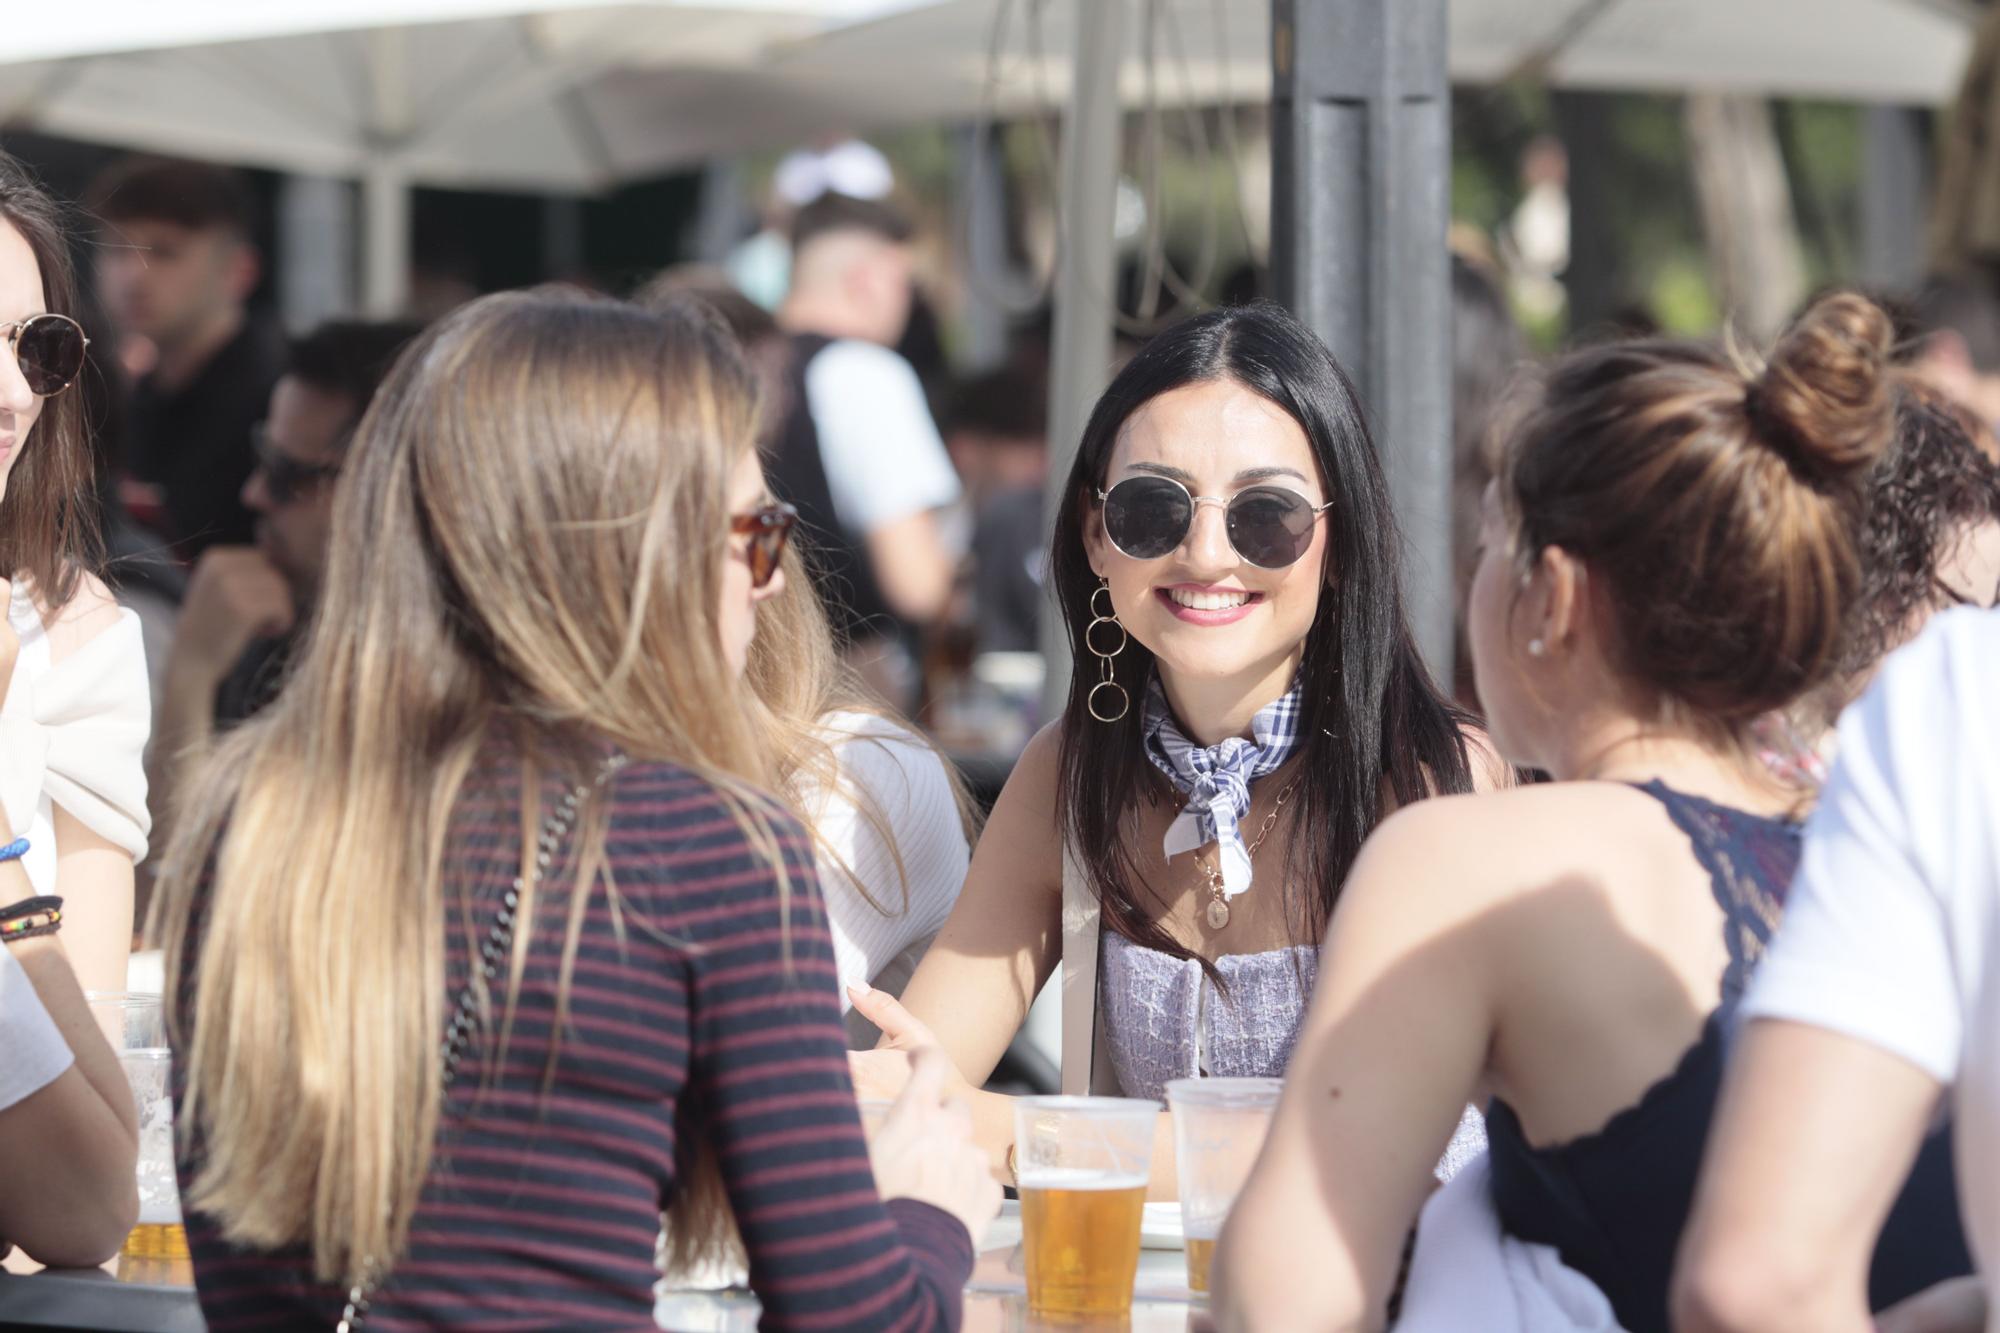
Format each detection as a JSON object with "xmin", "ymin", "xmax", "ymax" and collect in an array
[
  {"xmin": 867, "ymin": 1045, "xmax": 1002, "ymax": 1245},
  {"xmin": 847, "ymin": 983, "xmax": 969, "ymax": 1106}
]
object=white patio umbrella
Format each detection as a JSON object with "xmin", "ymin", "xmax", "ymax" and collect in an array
[
  {"xmin": 0, "ymin": 1, "xmax": 944, "ymax": 311},
  {"xmin": 0, "ymin": 0, "xmax": 1978, "ymax": 313}
]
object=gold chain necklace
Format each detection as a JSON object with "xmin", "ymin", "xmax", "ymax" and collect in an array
[{"xmin": 1190, "ymin": 776, "xmax": 1299, "ymax": 931}]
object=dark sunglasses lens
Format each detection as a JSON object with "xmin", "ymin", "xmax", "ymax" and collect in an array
[
  {"xmin": 751, "ymin": 509, "xmax": 795, "ymax": 587},
  {"xmin": 1227, "ymin": 487, "xmax": 1319, "ymax": 568},
  {"xmin": 1103, "ymin": 478, "xmax": 1191, "ymax": 559},
  {"xmin": 16, "ymin": 316, "xmax": 84, "ymax": 396}
]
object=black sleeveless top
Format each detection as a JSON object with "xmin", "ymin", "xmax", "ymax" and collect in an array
[
  {"xmin": 1484, "ymin": 781, "xmax": 1969, "ymax": 1333},
  {"xmin": 764, "ymin": 332, "xmax": 899, "ymax": 647}
]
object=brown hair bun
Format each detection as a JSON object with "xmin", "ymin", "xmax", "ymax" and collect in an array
[{"xmin": 1748, "ymin": 291, "xmax": 1896, "ymax": 482}]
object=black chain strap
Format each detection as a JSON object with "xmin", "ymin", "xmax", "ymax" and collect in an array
[{"xmin": 337, "ymin": 755, "xmax": 625, "ymax": 1331}]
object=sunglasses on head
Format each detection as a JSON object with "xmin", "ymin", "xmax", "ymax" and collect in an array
[
  {"xmin": 1, "ymin": 313, "xmax": 88, "ymax": 397},
  {"xmin": 729, "ymin": 500, "xmax": 799, "ymax": 589},
  {"xmin": 250, "ymin": 423, "xmax": 343, "ymax": 505},
  {"xmin": 1096, "ymin": 474, "xmax": 1333, "ymax": 570}
]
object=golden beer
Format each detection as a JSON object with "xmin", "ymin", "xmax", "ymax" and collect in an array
[
  {"xmin": 119, "ymin": 1221, "xmax": 189, "ymax": 1261},
  {"xmin": 1184, "ymin": 1232, "xmax": 1217, "ymax": 1294},
  {"xmin": 1019, "ymin": 1172, "xmax": 1147, "ymax": 1316}
]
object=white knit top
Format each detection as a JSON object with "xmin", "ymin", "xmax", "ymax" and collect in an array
[
  {"xmin": 1, "ymin": 584, "xmax": 151, "ymax": 894},
  {"xmin": 796, "ymin": 711, "xmax": 968, "ymax": 1048}
]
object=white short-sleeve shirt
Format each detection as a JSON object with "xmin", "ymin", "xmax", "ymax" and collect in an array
[
  {"xmin": 802, "ymin": 340, "xmax": 961, "ymax": 537},
  {"xmin": 1744, "ymin": 608, "xmax": 2000, "ymax": 1306},
  {"xmin": 792, "ymin": 712, "xmax": 970, "ymax": 1047}
]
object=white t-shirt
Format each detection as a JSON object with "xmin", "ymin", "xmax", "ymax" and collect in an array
[
  {"xmin": 0, "ymin": 943, "xmax": 74, "ymax": 1113},
  {"xmin": 793, "ymin": 712, "xmax": 969, "ymax": 1048},
  {"xmin": 802, "ymin": 340, "xmax": 961, "ymax": 537},
  {"xmin": 1744, "ymin": 608, "xmax": 2000, "ymax": 1317}
]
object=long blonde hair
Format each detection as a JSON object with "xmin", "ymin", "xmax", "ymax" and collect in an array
[{"xmin": 152, "ymin": 288, "xmax": 787, "ymax": 1284}]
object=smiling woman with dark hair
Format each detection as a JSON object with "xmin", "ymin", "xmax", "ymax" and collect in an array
[{"xmin": 849, "ymin": 302, "xmax": 1495, "ymax": 1195}]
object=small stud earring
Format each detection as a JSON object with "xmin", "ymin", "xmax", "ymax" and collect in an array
[{"xmin": 1527, "ymin": 638, "xmax": 1546, "ymax": 657}]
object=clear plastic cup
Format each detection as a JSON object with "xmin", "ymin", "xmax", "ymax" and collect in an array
[
  {"xmin": 1012, "ymin": 1095, "xmax": 1159, "ymax": 1316},
  {"xmin": 1166, "ymin": 1077, "xmax": 1283, "ymax": 1294},
  {"xmin": 85, "ymin": 992, "xmax": 186, "ymax": 1273}
]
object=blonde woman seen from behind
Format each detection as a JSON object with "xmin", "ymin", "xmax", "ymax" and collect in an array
[{"xmin": 152, "ymin": 290, "xmax": 996, "ymax": 1329}]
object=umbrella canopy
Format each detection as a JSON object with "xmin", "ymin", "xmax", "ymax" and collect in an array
[
  {"xmin": 0, "ymin": 2, "xmax": 941, "ymax": 192},
  {"xmin": 0, "ymin": 0, "xmax": 1977, "ymax": 194}
]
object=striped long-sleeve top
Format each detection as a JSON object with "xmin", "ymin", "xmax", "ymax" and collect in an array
[{"xmin": 172, "ymin": 751, "xmax": 975, "ymax": 1330}]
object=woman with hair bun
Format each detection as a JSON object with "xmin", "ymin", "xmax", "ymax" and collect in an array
[{"xmin": 1212, "ymin": 293, "xmax": 1970, "ymax": 1333}]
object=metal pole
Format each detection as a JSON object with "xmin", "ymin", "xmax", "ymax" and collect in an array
[
  {"xmin": 1270, "ymin": 0, "xmax": 1453, "ymax": 682},
  {"xmin": 361, "ymin": 163, "xmax": 411, "ymax": 317},
  {"xmin": 957, "ymin": 123, "xmax": 1011, "ymax": 373},
  {"xmin": 1862, "ymin": 105, "xmax": 1929, "ymax": 293},
  {"xmin": 277, "ymin": 174, "xmax": 355, "ymax": 332},
  {"xmin": 1039, "ymin": 0, "xmax": 1127, "ymax": 723}
]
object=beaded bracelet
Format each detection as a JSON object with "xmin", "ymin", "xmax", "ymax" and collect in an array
[
  {"xmin": 0, "ymin": 895, "xmax": 60, "ymax": 925},
  {"xmin": 0, "ymin": 837, "xmax": 28, "ymax": 864},
  {"xmin": 0, "ymin": 906, "xmax": 60, "ymax": 941}
]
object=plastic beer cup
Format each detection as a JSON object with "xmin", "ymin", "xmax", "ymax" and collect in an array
[
  {"xmin": 86, "ymin": 993, "xmax": 189, "ymax": 1277},
  {"xmin": 1012, "ymin": 1095, "xmax": 1159, "ymax": 1317},
  {"xmin": 1166, "ymin": 1077, "xmax": 1283, "ymax": 1295}
]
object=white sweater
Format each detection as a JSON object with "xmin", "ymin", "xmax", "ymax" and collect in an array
[{"xmin": 796, "ymin": 712, "xmax": 969, "ymax": 1049}]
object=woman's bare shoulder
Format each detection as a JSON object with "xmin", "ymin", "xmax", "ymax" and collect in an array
[{"xmin": 1347, "ymin": 781, "xmax": 1677, "ymax": 929}]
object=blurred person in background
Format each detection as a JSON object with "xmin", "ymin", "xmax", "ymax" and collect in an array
[
  {"xmin": 638, "ymin": 271, "xmax": 976, "ymax": 1049},
  {"xmin": 152, "ymin": 289, "xmax": 996, "ymax": 1328},
  {"xmin": 1907, "ymin": 268, "xmax": 2000, "ymax": 452},
  {"xmin": 0, "ymin": 153, "xmax": 144, "ymax": 1267},
  {"xmin": 145, "ymin": 321, "xmax": 420, "ymax": 882},
  {"xmin": 848, "ymin": 304, "xmax": 1494, "ymax": 1195},
  {"xmin": 941, "ymin": 367, "xmax": 1051, "ymax": 657},
  {"xmin": 1211, "ymin": 295, "xmax": 1970, "ymax": 1333},
  {"xmin": 1449, "ymin": 252, "xmax": 1526, "ymax": 710},
  {"xmin": 87, "ymin": 157, "xmax": 282, "ymax": 562},
  {"xmin": 773, "ymin": 193, "xmax": 962, "ymax": 709},
  {"xmin": 1674, "ymin": 610, "xmax": 2000, "ymax": 1333},
  {"xmin": 1759, "ymin": 373, "xmax": 2000, "ymax": 789},
  {"xmin": 0, "ymin": 153, "xmax": 149, "ymax": 1006}
]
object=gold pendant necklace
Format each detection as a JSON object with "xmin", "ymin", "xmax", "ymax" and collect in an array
[{"xmin": 1193, "ymin": 777, "xmax": 1299, "ymax": 931}]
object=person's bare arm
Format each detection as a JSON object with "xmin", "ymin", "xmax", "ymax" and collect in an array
[
  {"xmin": 51, "ymin": 807, "xmax": 132, "ymax": 1000},
  {"xmin": 1211, "ymin": 799, "xmax": 1500, "ymax": 1333},
  {"xmin": 864, "ymin": 510, "xmax": 956, "ymax": 625},
  {"xmin": 849, "ymin": 724, "xmax": 1064, "ymax": 1177},
  {"xmin": 146, "ymin": 549, "xmax": 293, "ymax": 865},
  {"xmin": 1672, "ymin": 1019, "xmax": 1942, "ymax": 1333},
  {"xmin": 0, "ymin": 814, "xmax": 140, "ymax": 1266}
]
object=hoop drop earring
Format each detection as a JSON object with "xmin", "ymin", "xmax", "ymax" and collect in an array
[{"xmin": 1085, "ymin": 579, "xmax": 1129, "ymax": 723}]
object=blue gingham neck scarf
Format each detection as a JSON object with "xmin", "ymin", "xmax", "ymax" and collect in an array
[{"xmin": 1141, "ymin": 676, "xmax": 1304, "ymax": 899}]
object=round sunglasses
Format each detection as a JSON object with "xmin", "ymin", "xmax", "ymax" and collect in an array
[
  {"xmin": 729, "ymin": 500, "xmax": 799, "ymax": 588},
  {"xmin": 1096, "ymin": 474, "xmax": 1333, "ymax": 569},
  {"xmin": 0, "ymin": 313, "xmax": 89, "ymax": 397}
]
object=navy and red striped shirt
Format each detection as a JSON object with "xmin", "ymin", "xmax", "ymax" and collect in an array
[{"xmin": 173, "ymin": 753, "xmax": 974, "ymax": 1330}]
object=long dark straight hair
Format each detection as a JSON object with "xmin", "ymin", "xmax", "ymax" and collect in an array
[
  {"xmin": 0, "ymin": 152, "xmax": 101, "ymax": 610},
  {"xmin": 1053, "ymin": 303, "xmax": 1474, "ymax": 967}
]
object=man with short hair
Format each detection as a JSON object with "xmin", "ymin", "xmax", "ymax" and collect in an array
[
  {"xmin": 772, "ymin": 193, "xmax": 962, "ymax": 703},
  {"xmin": 88, "ymin": 156, "xmax": 282, "ymax": 558},
  {"xmin": 147, "ymin": 321, "xmax": 420, "ymax": 855},
  {"xmin": 1673, "ymin": 609, "xmax": 2000, "ymax": 1333}
]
